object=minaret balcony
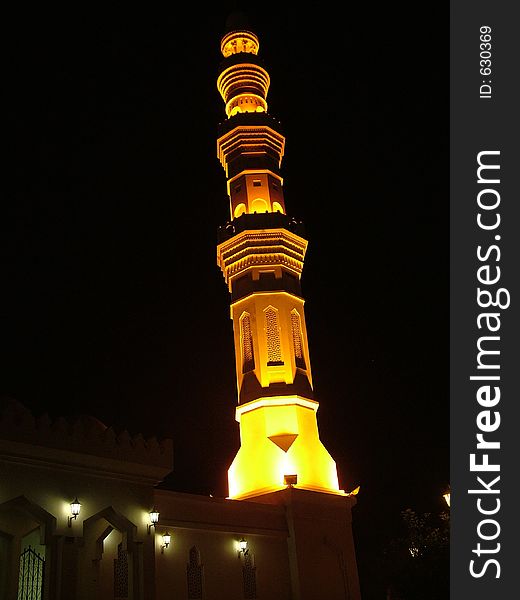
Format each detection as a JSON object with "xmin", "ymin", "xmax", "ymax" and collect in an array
[
  {"xmin": 217, "ymin": 124, "xmax": 285, "ymax": 175},
  {"xmin": 217, "ymin": 225, "xmax": 308, "ymax": 289}
]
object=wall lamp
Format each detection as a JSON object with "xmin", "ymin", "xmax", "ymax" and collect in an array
[
  {"xmin": 443, "ymin": 489, "xmax": 451, "ymax": 508},
  {"xmin": 238, "ymin": 537, "xmax": 248, "ymax": 556},
  {"xmin": 68, "ymin": 498, "xmax": 81, "ymax": 527},
  {"xmin": 148, "ymin": 508, "xmax": 160, "ymax": 534},
  {"xmin": 161, "ymin": 532, "xmax": 171, "ymax": 554}
]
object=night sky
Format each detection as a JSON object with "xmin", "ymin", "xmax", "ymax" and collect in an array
[{"xmin": 4, "ymin": 2, "xmax": 448, "ymax": 594}]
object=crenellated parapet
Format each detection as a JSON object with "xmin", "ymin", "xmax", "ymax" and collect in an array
[{"xmin": 0, "ymin": 398, "xmax": 173, "ymax": 483}]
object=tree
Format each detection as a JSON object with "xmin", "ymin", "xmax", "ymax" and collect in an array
[{"xmin": 382, "ymin": 508, "xmax": 449, "ymax": 600}]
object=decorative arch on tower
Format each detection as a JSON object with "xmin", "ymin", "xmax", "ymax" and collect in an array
[
  {"xmin": 251, "ymin": 198, "xmax": 268, "ymax": 213},
  {"xmin": 264, "ymin": 306, "xmax": 283, "ymax": 365},
  {"xmin": 234, "ymin": 203, "xmax": 247, "ymax": 218},
  {"xmin": 240, "ymin": 312, "xmax": 255, "ymax": 373},
  {"xmin": 290, "ymin": 309, "xmax": 306, "ymax": 369}
]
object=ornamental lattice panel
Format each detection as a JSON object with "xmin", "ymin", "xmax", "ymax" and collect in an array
[
  {"xmin": 290, "ymin": 310, "xmax": 306, "ymax": 368},
  {"xmin": 187, "ymin": 546, "xmax": 204, "ymax": 599},
  {"xmin": 241, "ymin": 313, "xmax": 255, "ymax": 373},
  {"xmin": 265, "ymin": 307, "xmax": 282, "ymax": 364},
  {"xmin": 242, "ymin": 552, "xmax": 257, "ymax": 599},
  {"xmin": 114, "ymin": 542, "xmax": 128, "ymax": 599}
]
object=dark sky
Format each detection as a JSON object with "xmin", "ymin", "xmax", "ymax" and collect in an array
[{"xmin": 4, "ymin": 2, "xmax": 448, "ymax": 593}]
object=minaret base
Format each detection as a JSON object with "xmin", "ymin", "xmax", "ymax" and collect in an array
[
  {"xmin": 247, "ymin": 487, "xmax": 362, "ymax": 600},
  {"xmin": 227, "ymin": 397, "xmax": 343, "ymax": 500}
]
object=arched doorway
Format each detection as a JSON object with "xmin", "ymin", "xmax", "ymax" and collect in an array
[{"xmin": 0, "ymin": 496, "xmax": 56, "ymax": 600}]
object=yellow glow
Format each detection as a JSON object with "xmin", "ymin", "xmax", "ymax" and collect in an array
[
  {"xmin": 251, "ymin": 198, "xmax": 268, "ymax": 213},
  {"xmin": 61, "ymin": 500, "xmax": 73, "ymax": 520},
  {"xmin": 228, "ymin": 401, "xmax": 342, "ymax": 499},
  {"xmin": 234, "ymin": 203, "xmax": 246, "ymax": 218},
  {"xmin": 142, "ymin": 511, "xmax": 152, "ymax": 528},
  {"xmin": 217, "ymin": 30, "xmax": 348, "ymax": 504},
  {"xmin": 217, "ymin": 65, "xmax": 270, "ymax": 118},
  {"xmin": 217, "ymin": 126, "xmax": 285, "ymax": 174},
  {"xmin": 226, "ymin": 94, "xmax": 268, "ymax": 117},
  {"xmin": 279, "ymin": 453, "xmax": 297, "ymax": 485},
  {"xmin": 347, "ymin": 486, "xmax": 360, "ymax": 496},
  {"xmin": 227, "ymin": 170, "xmax": 283, "ymax": 195},
  {"xmin": 230, "ymin": 291, "xmax": 313, "ymax": 392},
  {"xmin": 217, "ymin": 228, "xmax": 308, "ymax": 289},
  {"xmin": 221, "ymin": 31, "xmax": 259, "ymax": 57},
  {"xmin": 236, "ymin": 395, "xmax": 318, "ymax": 421},
  {"xmin": 443, "ymin": 492, "xmax": 451, "ymax": 507}
]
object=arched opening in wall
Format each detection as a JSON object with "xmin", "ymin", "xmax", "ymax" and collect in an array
[
  {"xmin": 0, "ymin": 496, "xmax": 56, "ymax": 600},
  {"xmin": 272, "ymin": 201, "xmax": 284, "ymax": 214},
  {"xmin": 250, "ymin": 198, "xmax": 268, "ymax": 213},
  {"xmin": 240, "ymin": 313, "xmax": 255, "ymax": 373},
  {"xmin": 234, "ymin": 203, "xmax": 247, "ymax": 219},
  {"xmin": 186, "ymin": 546, "xmax": 204, "ymax": 600},
  {"xmin": 264, "ymin": 306, "xmax": 283, "ymax": 365},
  {"xmin": 290, "ymin": 310, "xmax": 306, "ymax": 369},
  {"xmin": 81, "ymin": 507, "xmax": 138, "ymax": 600}
]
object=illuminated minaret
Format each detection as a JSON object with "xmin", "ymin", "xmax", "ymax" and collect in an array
[{"xmin": 216, "ymin": 23, "xmax": 345, "ymax": 500}]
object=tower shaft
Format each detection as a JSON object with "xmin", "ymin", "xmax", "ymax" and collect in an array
[{"xmin": 216, "ymin": 28, "xmax": 343, "ymax": 500}]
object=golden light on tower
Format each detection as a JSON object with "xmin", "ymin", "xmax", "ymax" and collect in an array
[{"xmin": 216, "ymin": 24, "xmax": 346, "ymax": 500}]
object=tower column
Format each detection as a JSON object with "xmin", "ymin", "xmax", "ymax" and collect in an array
[{"xmin": 216, "ymin": 25, "xmax": 344, "ymax": 501}]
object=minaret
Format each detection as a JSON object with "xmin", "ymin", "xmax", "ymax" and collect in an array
[{"xmin": 216, "ymin": 21, "xmax": 345, "ymax": 500}]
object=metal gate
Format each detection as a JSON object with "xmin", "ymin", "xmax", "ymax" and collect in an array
[{"xmin": 18, "ymin": 546, "xmax": 44, "ymax": 600}]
